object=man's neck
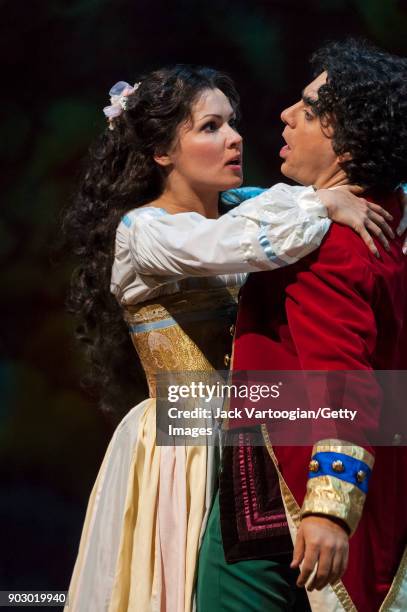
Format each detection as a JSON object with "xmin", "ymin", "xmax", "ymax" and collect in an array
[{"xmin": 313, "ymin": 168, "xmax": 349, "ymax": 190}]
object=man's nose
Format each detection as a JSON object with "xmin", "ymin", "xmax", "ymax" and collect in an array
[{"xmin": 281, "ymin": 103, "xmax": 296, "ymax": 126}]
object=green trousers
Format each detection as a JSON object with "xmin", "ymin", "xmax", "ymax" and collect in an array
[{"xmin": 196, "ymin": 490, "xmax": 311, "ymax": 612}]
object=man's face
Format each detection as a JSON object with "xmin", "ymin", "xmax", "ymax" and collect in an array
[{"xmin": 279, "ymin": 72, "xmax": 343, "ymax": 188}]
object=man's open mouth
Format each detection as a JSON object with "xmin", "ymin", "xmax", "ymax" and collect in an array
[{"xmin": 226, "ymin": 156, "xmax": 241, "ymax": 165}]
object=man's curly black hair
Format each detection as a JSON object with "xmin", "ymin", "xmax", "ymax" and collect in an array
[{"xmin": 309, "ymin": 38, "xmax": 407, "ymax": 191}]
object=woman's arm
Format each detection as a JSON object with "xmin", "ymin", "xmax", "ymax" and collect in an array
[
  {"xmin": 111, "ymin": 183, "xmax": 394, "ymax": 302},
  {"xmin": 120, "ymin": 184, "xmax": 330, "ymax": 279}
]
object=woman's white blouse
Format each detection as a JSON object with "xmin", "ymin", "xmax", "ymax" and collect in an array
[{"xmin": 110, "ymin": 183, "xmax": 331, "ymax": 305}]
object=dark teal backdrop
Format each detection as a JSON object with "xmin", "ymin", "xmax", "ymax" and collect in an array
[{"xmin": 1, "ymin": 0, "xmax": 407, "ymax": 599}]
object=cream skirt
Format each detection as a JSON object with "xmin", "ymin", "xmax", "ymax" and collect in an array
[{"xmin": 65, "ymin": 399, "xmax": 216, "ymax": 612}]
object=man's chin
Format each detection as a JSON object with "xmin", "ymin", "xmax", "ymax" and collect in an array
[
  {"xmin": 280, "ymin": 162, "xmax": 298, "ymax": 183},
  {"xmin": 280, "ymin": 162, "xmax": 310, "ymax": 187}
]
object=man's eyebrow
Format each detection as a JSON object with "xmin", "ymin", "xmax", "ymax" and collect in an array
[{"xmin": 301, "ymin": 92, "xmax": 317, "ymax": 106}]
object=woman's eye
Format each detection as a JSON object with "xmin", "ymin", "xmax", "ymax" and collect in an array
[
  {"xmin": 304, "ymin": 109, "xmax": 314, "ymax": 121},
  {"xmin": 202, "ymin": 121, "xmax": 218, "ymax": 132},
  {"xmin": 229, "ymin": 118, "xmax": 238, "ymax": 129}
]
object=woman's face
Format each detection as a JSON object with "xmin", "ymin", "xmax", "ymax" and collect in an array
[{"xmin": 165, "ymin": 88, "xmax": 243, "ymax": 191}]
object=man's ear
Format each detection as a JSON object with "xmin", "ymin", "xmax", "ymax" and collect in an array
[{"xmin": 338, "ymin": 151, "xmax": 352, "ymax": 163}]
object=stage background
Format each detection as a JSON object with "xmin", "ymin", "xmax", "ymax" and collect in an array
[{"xmin": 1, "ymin": 0, "xmax": 407, "ymax": 603}]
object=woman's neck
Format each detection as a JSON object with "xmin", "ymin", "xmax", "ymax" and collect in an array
[{"xmin": 151, "ymin": 177, "xmax": 220, "ymax": 219}]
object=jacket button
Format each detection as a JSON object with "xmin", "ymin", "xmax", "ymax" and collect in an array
[
  {"xmin": 229, "ymin": 324, "xmax": 235, "ymax": 337},
  {"xmin": 224, "ymin": 353, "xmax": 231, "ymax": 367}
]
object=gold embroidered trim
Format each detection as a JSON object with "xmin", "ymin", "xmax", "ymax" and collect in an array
[
  {"xmin": 122, "ymin": 286, "xmax": 239, "ymax": 396},
  {"xmin": 261, "ymin": 424, "xmax": 357, "ymax": 612},
  {"xmin": 379, "ymin": 545, "xmax": 407, "ymax": 610},
  {"xmin": 313, "ymin": 439, "xmax": 375, "ymax": 470},
  {"xmin": 331, "ymin": 580, "xmax": 358, "ymax": 612},
  {"xmin": 301, "ymin": 475, "xmax": 366, "ymax": 535},
  {"xmin": 123, "ymin": 286, "xmax": 240, "ymax": 325}
]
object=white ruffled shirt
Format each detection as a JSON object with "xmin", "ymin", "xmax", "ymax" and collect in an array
[{"xmin": 110, "ymin": 183, "xmax": 331, "ymax": 305}]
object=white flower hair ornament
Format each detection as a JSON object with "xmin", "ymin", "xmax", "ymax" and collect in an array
[{"xmin": 103, "ymin": 81, "xmax": 141, "ymax": 129}]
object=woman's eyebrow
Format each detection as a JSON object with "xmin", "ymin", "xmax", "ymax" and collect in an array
[{"xmin": 198, "ymin": 111, "xmax": 236, "ymax": 120}]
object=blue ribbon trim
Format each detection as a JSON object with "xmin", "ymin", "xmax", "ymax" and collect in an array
[
  {"xmin": 309, "ymin": 451, "xmax": 372, "ymax": 494},
  {"xmin": 128, "ymin": 305, "xmax": 236, "ymax": 334},
  {"xmin": 257, "ymin": 224, "xmax": 289, "ymax": 268},
  {"xmin": 121, "ymin": 214, "xmax": 132, "ymax": 227},
  {"xmin": 220, "ymin": 186, "xmax": 266, "ymax": 206},
  {"xmin": 121, "ymin": 207, "xmax": 168, "ymax": 228}
]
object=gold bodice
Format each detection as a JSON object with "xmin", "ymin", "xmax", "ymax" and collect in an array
[{"xmin": 122, "ymin": 286, "xmax": 239, "ymax": 397}]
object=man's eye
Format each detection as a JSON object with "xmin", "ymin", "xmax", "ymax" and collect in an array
[{"xmin": 202, "ymin": 121, "xmax": 218, "ymax": 132}]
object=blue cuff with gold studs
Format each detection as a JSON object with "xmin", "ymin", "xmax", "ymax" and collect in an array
[
  {"xmin": 301, "ymin": 439, "xmax": 375, "ymax": 535},
  {"xmin": 308, "ymin": 451, "xmax": 371, "ymax": 494}
]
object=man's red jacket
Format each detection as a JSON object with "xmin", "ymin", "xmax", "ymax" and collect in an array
[{"xmin": 232, "ymin": 192, "xmax": 407, "ymax": 611}]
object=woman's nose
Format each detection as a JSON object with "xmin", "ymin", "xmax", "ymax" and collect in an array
[{"xmin": 227, "ymin": 125, "xmax": 243, "ymax": 146}]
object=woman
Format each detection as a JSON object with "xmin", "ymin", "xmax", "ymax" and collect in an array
[{"xmin": 63, "ymin": 66, "xmax": 395, "ymax": 612}]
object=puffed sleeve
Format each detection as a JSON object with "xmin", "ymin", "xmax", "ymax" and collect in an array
[
  {"xmin": 110, "ymin": 183, "xmax": 332, "ymax": 304},
  {"xmin": 127, "ymin": 183, "xmax": 330, "ymax": 276}
]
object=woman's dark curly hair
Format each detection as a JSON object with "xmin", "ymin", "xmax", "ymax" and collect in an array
[
  {"xmin": 309, "ymin": 38, "xmax": 407, "ymax": 191},
  {"xmin": 62, "ymin": 65, "xmax": 239, "ymax": 414}
]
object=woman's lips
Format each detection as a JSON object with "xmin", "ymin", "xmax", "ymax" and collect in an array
[{"xmin": 279, "ymin": 144, "xmax": 291, "ymax": 158}]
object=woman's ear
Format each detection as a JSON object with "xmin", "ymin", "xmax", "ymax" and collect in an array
[{"xmin": 154, "ymin": 152, "xmax": 173, "ymax": 168}]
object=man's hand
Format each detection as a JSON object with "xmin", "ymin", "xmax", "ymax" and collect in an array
[{"xmin": 291, "ymin": 515, "xmax": 349, "ymax": 591}]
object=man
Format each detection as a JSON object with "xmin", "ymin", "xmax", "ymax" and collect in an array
[{"xmin": 197, "ymin": 39, "xmax": 407, "ymax": 611}]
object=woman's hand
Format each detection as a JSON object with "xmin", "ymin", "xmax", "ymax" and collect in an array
[
  {"xmin": 396, "ymin": 186, "xmax": 407, "ymax": 255},
  {"xmin": 317, "ymin": 186, "xmax": 394, "ymax": 258}
]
